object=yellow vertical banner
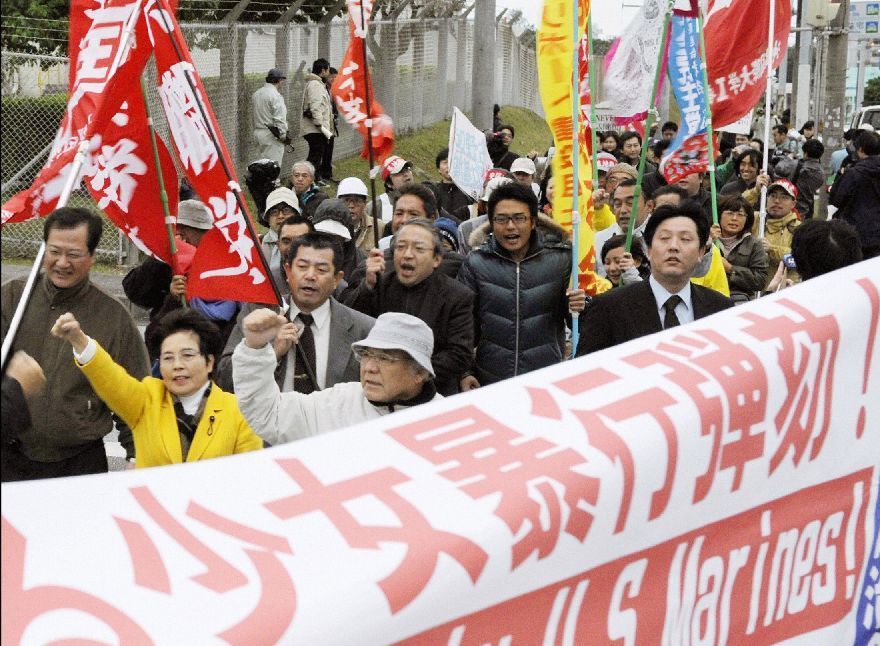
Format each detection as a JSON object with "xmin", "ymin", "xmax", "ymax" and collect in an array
[{"xmin": 537, "ymin": 0, "xmax": 610, "ymax": 295}]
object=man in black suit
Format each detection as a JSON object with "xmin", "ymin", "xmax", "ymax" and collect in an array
[
  {"xmin": 216, "ymin": 232, "xmax": 374, "ymax": 392},
  {"xmin": 577, "ymin": 201, "xmax": 733, "ymax": 355}
]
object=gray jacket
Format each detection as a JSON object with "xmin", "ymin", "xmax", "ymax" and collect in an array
[{"xmin": 215, "ymin": 298, "xmax": 374, "ymax": 393}]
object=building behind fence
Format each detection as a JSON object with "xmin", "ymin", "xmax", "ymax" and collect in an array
[{"xmin": 1, "ymin": 16, "xmax": 541, "ymax": 263}]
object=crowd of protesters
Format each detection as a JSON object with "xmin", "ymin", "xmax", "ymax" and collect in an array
[{"xmin": 2, "ymin": 62, "xmax": 874, "ymax": 482}]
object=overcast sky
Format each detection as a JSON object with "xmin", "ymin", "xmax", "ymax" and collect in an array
[{"xmin": 494, "ymin": 0, "xmax": 645, "ymax": 38}]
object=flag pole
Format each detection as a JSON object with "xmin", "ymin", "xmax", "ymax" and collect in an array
[
  {"xmin": 757, "ymin": 0, "xmax": 776, "ymax": 247},
  {"xmin": 626, "ymin": 0, "xmax": 673, "ymax": 254},
  {"xmin": 587, "ymin": 14, "xmax": 599, "ymax": 192},
  {"xmin": 569, "ymin": 0, "xmax": 582, "ymax": 358},
  {"xmin": 697, "ymin": 9, "xmax": 719, "ymax": 227},
  {"xmin": 1, "ymin": 3, "xmax": 144, "ymax": 372},
  {"xmin": 356, "ymin": 1, "xmax": 381, "ymax": 251},
  {"xmin": 141, "ymin": 76, "xmax": 186, "ymax": 308},
  {"xmin": 0, "ymin": 142, "xmax": 90, "ymax": 371},
  {"xmin": 153, "ymin": 0, "xmax": 285, "ymax": 309}
]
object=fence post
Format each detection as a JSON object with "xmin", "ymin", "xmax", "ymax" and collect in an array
[{"xmin": 436, "ymin": 19, "xmax": 449, "ymax": 122}]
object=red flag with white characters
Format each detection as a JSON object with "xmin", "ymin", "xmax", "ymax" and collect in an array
[
  {"xmin": 150, "ymin": 0, "xmax": 277, "ymax": 304},
  {"xmin": 1, "ymin": 0, "xmax": 162, "ymax": 228},
  {"xmin": 704, "ymin": 0, "xmax": 790, "ymax": 129},
  {"xmin": 331, "ymin": 0, "xmax": 395, "ymax": 164}
]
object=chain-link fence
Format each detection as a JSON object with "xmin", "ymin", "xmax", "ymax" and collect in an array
[{"xmin": 1, "ymin": 16, "xmax": 541, "ymax": 263}]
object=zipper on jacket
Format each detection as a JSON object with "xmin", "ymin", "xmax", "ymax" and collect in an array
[{"xmin": 514, "ymin": 263, "xmax": 521, "ymax": 376}]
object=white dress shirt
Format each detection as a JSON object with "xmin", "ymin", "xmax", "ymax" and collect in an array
[
  {"xmin": 648, "ymin": 275, "xmax": 694, "ymax": 326},
  {"xmin": 283, "ymin": 297, "xmax": 332, "ymax": 391}
]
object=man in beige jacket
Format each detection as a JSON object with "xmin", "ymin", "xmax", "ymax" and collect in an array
[{"xmin": 300, "ymin": 58, "xmax": 334, "ymax": 186}]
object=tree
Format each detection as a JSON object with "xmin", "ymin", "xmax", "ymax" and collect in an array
[
  {"xmin": 1, "ymin": 0, "xmax": 69, "ymax": 57},
  {"xmin": 865, "ymin": 77, "xmax": 880, "ymax": 106}
]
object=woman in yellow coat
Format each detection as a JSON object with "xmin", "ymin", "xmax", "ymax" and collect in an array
[{"xmin": 51, "ymin": 309, "xmax": 262, "ymax": 468}]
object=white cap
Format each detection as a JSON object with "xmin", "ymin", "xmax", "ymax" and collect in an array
[
  {"xmin": 858, "ymin": 123, "xmax": 876, "ymax": 132},
  {"xmin": 510, "ymin": 157, "xmax": 536, "ymax": 176},
  {"xmin": 314, "ymin": 219, "xmax": 352, "ymax": 240},
  {"xmin": 336, "ymin": 177, "xmax": 368, "ymax": 197},
  {"xmin": 481, "ymin": 176, "xmax": 514, "ymax": 202},
  {"xmin": 177, "ymin": 200, "xmax": 213, "ymax": 230},
  {"xmin": 352, "ymin": 312, "xmax": 435, "ymax": 377},
  {"xmin": 596, "ymin": 152, "xmax": 618, "ymax": 173},
  {"xmin": 265, "ymin": 187, "xmax": 300, "ymax": 216}
]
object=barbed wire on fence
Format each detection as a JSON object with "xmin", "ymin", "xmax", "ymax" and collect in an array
[{"xmin": 1, "ymin": 15, "xmax": 541, "ymax": 264}]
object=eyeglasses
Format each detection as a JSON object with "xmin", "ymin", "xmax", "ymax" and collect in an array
[
  {"xmin": 46, "ymin": 247, "xmax": 89, "ymax": 261},
  {"xmin": 353, "ymin": 348, "xmax": 406, "ymax": 364},
  {"xmin": 268, "ymin": 207, "xmax": 297, "ymax": 218},
  {"xmin": 393, "ymin": 241, "xmax": 433, "ymax": 255},
  {"xmin": 721, "ymin": 210, "xmax": 748, "ymax": 218},
  {"xmin": 493, "ymin": 214, "xmax": 529, "ymax": 226},
  {"xmin": 159, "ymin": 349, "xmax": 203, "ymax": 364}
]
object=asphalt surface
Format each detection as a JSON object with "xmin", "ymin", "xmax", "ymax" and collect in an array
[{"xmin": 2, "ymin": 262, "xmax": 150, "ymax": 471}]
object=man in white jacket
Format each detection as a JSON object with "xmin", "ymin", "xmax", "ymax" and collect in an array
[
  {"xmin": 233, "ymin": 311, "xmax": 441, "ymax": 444},
  {"xmin": 252, "ymin": 68, "xmax": 290, "ymax": 166}
]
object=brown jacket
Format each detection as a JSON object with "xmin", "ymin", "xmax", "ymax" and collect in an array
[{"xmin": 1, "ymin": 274, "xmax": 149, "ymax": 462}]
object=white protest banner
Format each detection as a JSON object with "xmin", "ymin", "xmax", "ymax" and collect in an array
[
  {"xmin": 447, "ymin": 107, "xmax": 492, "ymax": 201},
  {"xmin": 3, "ymin": 259, "xmax": 879, "ymax": 644}
]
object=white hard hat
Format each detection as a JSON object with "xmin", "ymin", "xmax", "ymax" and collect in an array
[
  {"xmin": 336, "ymin": 177, "xmax": 369, "ymax": 197},
  {"xmin": 481, "ymin": 176, "xmax": 514, "ymax": 202}
]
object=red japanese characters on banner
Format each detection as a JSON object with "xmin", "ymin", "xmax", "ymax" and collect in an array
[
  {"xmin": 331, "ymin": 0, "xmax": 395, "ymax": 164},
  {"xmin": 704, "ymin": 0, "xmax": 791, "ymax": 128},
  {"xmin": 150, "ymin": 0, "xmax": 277, "ymax": 303},
  {"xmin": 1, "ymin": 0, "xmax": 166, "ymax": 232},
  {"xmin": 1, "ymin": 260, "xmax": 878, "ymax": 643}
]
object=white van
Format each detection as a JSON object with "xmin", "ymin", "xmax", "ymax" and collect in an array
[{"xmin": 851, "ymin": 105, "xmax": 880, "ymax": 131}]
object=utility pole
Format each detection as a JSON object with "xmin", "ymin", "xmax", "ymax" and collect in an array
[
  {"xmin": 820, "ymin": 0, "xmax": 849, "ymax": 165},
  {"xmin": 791, "ymin": 0, "xmax": 813, "ymax": 129},
  {"xmin": 471, "ymin": 0, "xmax": 496, "ymax": 131}
]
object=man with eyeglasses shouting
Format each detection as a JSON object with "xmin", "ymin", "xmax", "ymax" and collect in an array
[
  {"xmin": 1, "ymin": 207, "xmax": 149, "ymax": 481},
  {"xmin": 344, "ymin": 219, "xmax": 475, "ymax": 396},
  {"xmin": 457, "ymin": 181, "xmax": 587, "ymax": 390},
  {"xmin": 232, "ymin": 311, "xmax": 441, "ymax": 442}
]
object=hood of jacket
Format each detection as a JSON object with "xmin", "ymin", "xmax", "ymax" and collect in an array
[
  {"xmin": 304, "ymin": 72, "xmax": 324, "ymax": 84},
  {"xmin": 468, "ymin": 214, "xmax": 570, "ymax": 251}
]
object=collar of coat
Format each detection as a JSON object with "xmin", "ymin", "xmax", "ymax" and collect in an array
[{"xmin": 469, "ymin": 213, "xmax": 570, "ymax": 256}]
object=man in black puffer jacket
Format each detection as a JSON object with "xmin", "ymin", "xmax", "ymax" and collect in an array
[{"xmin": 457, "ymin": 182, "xmax": 586, "ymax": 388}]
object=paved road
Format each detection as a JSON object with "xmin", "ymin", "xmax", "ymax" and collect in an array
[{"xmin": 3, "ymin": 262, "xmax": 150, "ymax": 471}]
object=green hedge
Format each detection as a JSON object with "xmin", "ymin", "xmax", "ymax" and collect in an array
[{"xmin": 1, "ymin": 94, "xmax": 67, "ymax": 183}]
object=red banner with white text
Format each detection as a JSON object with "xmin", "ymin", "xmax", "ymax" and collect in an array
[
  {"xmin": 704, "ymin": 0, "xmax": 791, "ymax": 129},
  {"xmin": 2, "ymin": 260, "xmax": 879, "ymax": 643},
  {"xmin": 151, "ymin": 0, "xmax": 277, "ymax": 303},
  {"xmin": 0, "ymin": 0, "xmax": 178, "ymax": 253},
  {"xmin": 331, "ymin": 0, "xmax": 395, "ymax": 165}
]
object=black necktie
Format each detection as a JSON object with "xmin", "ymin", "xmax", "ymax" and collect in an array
[
  {"xmin": 663, "ymin": 295, "xmax": 682, "ymax": 330},
  {"xmin": 293, "ymin": 313, "xmax": 317, "ymax": 394}
]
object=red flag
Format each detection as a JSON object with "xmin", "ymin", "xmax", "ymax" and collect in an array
[
  {"xmin": 331, "ymin": 1, "xmax": 395, "ymax": 164},
  {"xmin": 704, "ymin": 0, "xmax": 791, "ymax": 128},
  {"xmin": 150, "ymin": 0, "xmax": 277, "ymax": 304},
  {"xmin": 2, "ymin": 0, "xmax": 156, "ymax": 226}
]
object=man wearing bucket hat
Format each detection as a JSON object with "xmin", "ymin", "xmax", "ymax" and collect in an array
[
  {"xmin": 233, "ymin": 310, "xmax": 441, "ymax": 442},
  {"xmin": 336, "ymin": 176, "xmax": 375, "ymax": 253},
  {"xmin": 260, "ymin": 187, "xmax": 301, "ymax": 286},
  {"xmin": 252, "ymin": 68, "xmax": 290, "ymax": 166}
]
